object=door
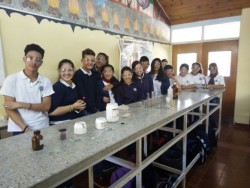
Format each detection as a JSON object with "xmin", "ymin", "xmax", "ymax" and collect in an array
[{"xmin": 172, "ymin": 40, "xmax": 238, "ymax": 121}]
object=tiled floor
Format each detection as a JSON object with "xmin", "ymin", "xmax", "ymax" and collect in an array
[
  {"xmin": 185, "ymin": 123, "xmax": 250, "ymax": 188},
  {"xmin": 2, "ymin": 123, "xmax": 249, "ymax": 188}
]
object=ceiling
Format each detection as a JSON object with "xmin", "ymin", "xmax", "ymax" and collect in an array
[{"xmin": 157, "ymin": 0, "xmax": 250, "ymax": 25}]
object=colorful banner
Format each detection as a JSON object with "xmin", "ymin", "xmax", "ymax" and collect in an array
[{"xmin": 0, "ymin": 0, "xmax": 170, "ymax": 43}]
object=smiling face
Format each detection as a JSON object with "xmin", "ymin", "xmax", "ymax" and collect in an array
[
  {"xmin": 96, "ymin": 54, "xmax": 107, "ymax": 69},
  {"xmin": 134, "ymin": 63, "xmax": 143, "ymax": 77},
  {"xmin": 59, "ymin": 63, "xmax": 74, "ymax": 83},
  {"xmin": 102, "ymin": 66, "xmax": 114, "ymax": 80},
  {"xmin": 122, "ymin": 70, "xmax": 133, "ymax": 84},
  {"xmin": 191, "ymin": 64, "xmax": 200, "ymax": 75},
  {"xmin": 81, "ymin": 54, "xmax": 95, "ymax": 72}
]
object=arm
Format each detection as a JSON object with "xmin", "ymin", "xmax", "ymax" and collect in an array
[
  {"xmin": 3, "ymin": 96, "xmax": 31, "ymax": 132},
  {"xmin": 161, "ymin": 78, "xmax": 170, "ymax": 95},
  {"xmin": 4, "ymin": 96, "xmax": 51, "ymax": 112}
]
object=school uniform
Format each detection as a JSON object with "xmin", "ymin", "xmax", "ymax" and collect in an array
[
  {"xmin": 73, "ymin": 68, "xmax": 100, "ymax": 114},
  {"xmin": 176, "ymin": 74, "xmax": 195, "ymax": 86},
  {"xmin": 49, "ymin": 80, "xmax": 84, "ymax": 124},
  {"xmin": 115, "ymin": 81, "xmax": 143, "ymax": 105},
  {"xmin": 134, "ymin": 73, "xmax": 154, "ymax": 100},
  {"xmin": 97, "ymin": 77, "xmax": 119, "ymax": 111}
]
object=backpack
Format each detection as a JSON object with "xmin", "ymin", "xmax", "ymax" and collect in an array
[
  {"xmin": 110, "ymin": 167, "xmax": 135, "ymax": 188},
  {"xmin": 110, "ymin": 165, "xmax": 158, "ymax": 188}
]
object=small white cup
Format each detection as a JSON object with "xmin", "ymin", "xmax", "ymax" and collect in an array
[
  {"xmin": 95, "ymin": 117, "xmax": 107, "ymax": 129},
  {"xmin": 74, "ymin": 121, "xmax": 87, "ymax": 134}
]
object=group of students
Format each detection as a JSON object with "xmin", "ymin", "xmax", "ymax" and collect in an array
[{"xmin": 0, "ymin": 43, "xmax": 225, "ymax": 135}]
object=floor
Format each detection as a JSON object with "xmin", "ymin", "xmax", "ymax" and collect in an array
[{"xmin": 185, "ymin": 123, "xmax": 250, "ymax": 188}]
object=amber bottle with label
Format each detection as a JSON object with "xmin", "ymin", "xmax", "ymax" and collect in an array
[
  {"xmin": 32, "ymin": 130, "xmax": 44, "ymax": 151},
  {"xmin": 172, "ymin": 82, "xmax": 179, "ymax": 99}
]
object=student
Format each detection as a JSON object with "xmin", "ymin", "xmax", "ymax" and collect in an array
[
  {"xmin": 161, "ymin": 59, "xmax": 168, "ymax": 70},
  {"xmin": 115, "ymin": 66, "xmax": 143, "ymax": 105},
  {"xmin": 190, "ymin": 62, "xmax": 206, "ymax": 88},
  {"xmin": 140, "ymin": 56, "xmax": 150, "ymax": 73},
  {"xmin": 132, "ymin": 61, "xmax": 154, "ymax": 100},
  {"xmin": 97, "ymin": 64, "xmax": 119, "ymax": 111},
  {"xmin": 0, "ymin": 44, "xmax": 54, "ymax": 135},
  {"xmin": 206, "ymin": 63, "xmax": 225, "ymax": 89},
  {"xmin": 149, "ymin": 58, "xmax": 170, "ymax": 96},
  {"xmin": 163, "ymin": 65, "xmax": 181, "ymax": 88},
  {"xmin": 93, "ymin": 52, "xmax": 109, "ymax": 75},
  {"xmin": 73, "ymin": 48, "xmax": 100, "ymax": 115},
  {"xmin": 176, "ymin": 63, "xmax": 195, "ymax": 90},
  {"xmin": 49, "ymin": 59, "xmax": 86, "ymax": 125}
]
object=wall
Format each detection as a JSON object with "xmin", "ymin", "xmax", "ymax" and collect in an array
[
  {"xmin": 0, "ymin": 10, "xmax": 171, "ymax": 118},
  {"xmin": 234, "ymin": 8, "xmax": 250, "ymax": 124}
]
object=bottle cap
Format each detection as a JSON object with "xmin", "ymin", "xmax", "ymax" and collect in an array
[{"xmin": 34, "ymin": 130, "xmax": 40, "ymax": 134}]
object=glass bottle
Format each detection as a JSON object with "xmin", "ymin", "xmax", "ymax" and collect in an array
[
  {"xmin": 172, "ymin": 82, "xmax": 179, "ymax": 99},
  {"xmin": 32, "ymin": 130, "xmax": 44, "ymax": 151}
]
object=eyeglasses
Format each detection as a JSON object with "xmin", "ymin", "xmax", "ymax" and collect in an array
[
  {"xmin": 60, "ymin": 68, "xmax": 74, "ymax": 73},
  {"xmin": 122, "ymin": 74, "xmax": 132, "ymax": 77},
  {"xmin": 25, "ymin": 56, "xmax": 43, "ymax": 63},
  {"xmin": 83, "ymin": 58, "xmax": 95, "ymax": 63}
]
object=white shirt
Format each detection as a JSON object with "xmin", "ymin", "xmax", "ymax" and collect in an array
[
  {"xmin": 206, "ymin": 74, "xmax": 225, "ymax": 87},
  {"xmin": 153, "ymin": 74, "xmax": 162, "ymax": 96},
  {"xmin": 176, "ymin": 74, "xmax": 195, "ymax": 85},
  {"xmin": 190, "ymin": 73, "xmax": 206, "ymax": 85},
  {"xmin": 0, "ymin": 71, "xmax": 54, "ymax": 132},
  {"xmin": 103, "ymin": 80, "xmax": 116, "ymax": 103}
]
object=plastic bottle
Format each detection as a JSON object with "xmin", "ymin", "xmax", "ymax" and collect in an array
[
  {"xmin": 172, "ymin": 82, "xmax": 179, "ymax": 99},
  {"xmin": 106, "ymin": 103, "xmax": 119, "ymax": 122},
  {"xmin": 32, "ymin": 130, "xmax": 44, "ymax": 151}
]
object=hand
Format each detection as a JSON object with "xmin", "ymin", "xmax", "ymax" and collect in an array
[
  {"xmin": 3, "ymin": 101, "xmax": 20, "ymax": 110},
  {"xmin": 72, "ymin": 100, "xmax": 86, "ymax": 111},
  {"xmin": 103, "ymin": 97, "xmax": 110, "ymax": 103},
  {"xmin": 103, "ymin": 84, "xmax": 113, "ymax": 91}
]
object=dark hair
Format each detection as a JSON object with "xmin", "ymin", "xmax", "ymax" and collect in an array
[
  {"xmin": 24, "ymin": 44, "xmax": 45, "ymax": 58},
  {"xmin": 149, "ymin": 58, "xmax": 164, "ymax": 81},
  {"xmin": 131, "ymin": 60, "xmax": 141, "ymax": 70},
  {"xmin": 209, "ymin": 62, "xmax": 218, "ymax": 74},
  {"xmin": 101, "ymin": 64, "xmax": 114, "ymax": 73},
  {"xmin": 140, "ymin": 56, "xmax": 149, "ymax": 62},
  {"xmin": 163, "ymin": 64, "xmax": 173, "ymax": 71},
  {"xmin": 131, "ymin": 61, "xmax": 142, "ymax": 80},
  {"xmin": 57, "ymin": 59, "xmax": 75, "ymax": 70},
  {"xmin": 116, "ymin": 66, "xmax": 133, "ymax": 99},
  {"xmin": 97, "ymin": 52, "xmax": 109, "ymax": 64},
  {"xmin": 82, "ymin": 48, "xmax": 95, "ymax": 58},
  {"xmin": 192, "ymin": 62, "xmax": 203, "ymax": 74},
  {"xmin": 179, "ymin": 63, "xmax": 189, "ymax": 71},
  {"xmin": 162, "ymin": 59, "xmax": 168, "ymax": 63}
]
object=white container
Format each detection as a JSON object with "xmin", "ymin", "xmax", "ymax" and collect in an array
[
  {"xmin": 106, "ymin": 103, "xmax": 119, "ymax": 122},
  {"xmin": 95, "ymin": 117, "xmax": 107, "ymax": 129},
  {"xmin": 74, "ymin": 121, "xmax": 87, "ymax": 134}
]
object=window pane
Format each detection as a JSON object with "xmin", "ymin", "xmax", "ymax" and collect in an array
[
  {"xmin": 172, "ymin": 27, "xmax": 202, "ymax": 43},
  {"xmin": 177, "ymin": 53, "xmax": 197, "ymax": 73},
  {"xmin": 204, "ymin": 22, "xmax": 240, "ymax": 40},
  {"xmin": 208, "ymin": 51, "xmax": 232, "ymax": 77}
]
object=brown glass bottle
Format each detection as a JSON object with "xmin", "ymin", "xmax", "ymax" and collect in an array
[
  {"xmin": 32, "ymin": 130, "xmax": 44, "ymax": 151},
  {"xmin": 172, "ymin": 82, "xmax": 179, "ymax": 99}
]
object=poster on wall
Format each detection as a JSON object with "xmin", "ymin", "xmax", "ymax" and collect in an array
[{"xmin": 118, "ymin": 39, "xmax": 153, "ymax": 70}]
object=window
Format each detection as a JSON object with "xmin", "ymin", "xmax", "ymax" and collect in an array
[
  {"xmin": 177, "ymin": 53, "xmax": 197, "ymax": 72},
  {"xmin": 208, "ymin": 51, "xmax": 232, "ymax": 77},
  {"xmin": 171, "ymin": 27, "xmax": 202, "ymax": 43},
  {"xmin": 204, "ymin": 22, "xmax": 240, "ymax": 40}
]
